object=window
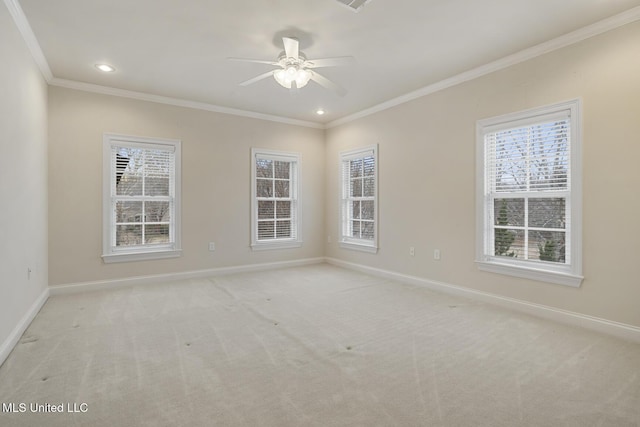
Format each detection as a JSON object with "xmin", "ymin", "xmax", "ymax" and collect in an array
[
  {"xmin": 340, "ymin": 145, "xmax": 378, "ymax": 253},
  {"xmin": 476, "ymin": 99, "xmax": 582, "ymax": 287},
  {"xmin": 251, "ymin": 148, "xmax": 301, "ymax": 250},
  {"xmin": 102, "ymin": 134, "xmax": 181, "ymax": 263}
]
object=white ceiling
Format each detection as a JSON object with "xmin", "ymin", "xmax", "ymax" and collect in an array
[{"xmin": 16, "ymin": 0, "xmax": 640, "ymax": 125}]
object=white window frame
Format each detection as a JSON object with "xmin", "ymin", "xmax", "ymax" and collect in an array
[
  {"xmin": 250, "ymin": 148, "xmax": 302, "ymax": 251},
  {"xmin": 475, "ymin": 99, "xmax": 583, "ymax": 287},
  {"xmin": 339, "ymin": 145, "xmax": 378, "ymax": 253},
  {"xmin": 102, "ymin": 133, "xmax": 182, "ymax": 263}
]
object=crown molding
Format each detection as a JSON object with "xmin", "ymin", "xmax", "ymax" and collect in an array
[
  {"xmin": 3, "ymin": 0, "xmax": 52, "ymax": 82},
  {"xmin": 4, "ymin": 0, "xmax": 322, "ymax": 130},
  {"xmin": 7, "ymin": 0, "xmax": 640, "ymax": 130},
  {"xmin": 49, "ymin": 78, "xmax": 325, "ymax": 129},
  {"xmin": 326, "ymin": 5, "xmax": 640, "ymax": 128}
]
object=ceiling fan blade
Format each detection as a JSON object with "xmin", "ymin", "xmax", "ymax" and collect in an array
[
  {"xmin": 239, "ymin": 70, "xmax": 275, "ymax": 86},
  {"xmin": 306, "ymin": 56, "xmax": 355, "ymax": 68},
  {"xmin": 310, "ymin": 71, "xmax": 347, "ymax": 97},
  {"xmin": 228, "ymin": 57, "xmax": 279, "ymax": 65},
  {"xmin": 282, "ymin": 37, "xmax": 299, "ymax": 60}
]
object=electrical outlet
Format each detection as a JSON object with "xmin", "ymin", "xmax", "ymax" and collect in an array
[
  {"xmin": 434, "ymin": 249, "xmax": 441, "ymax": 260},
  {"xmin": 208, "ymin": 242, "xmax": 216, "ymax": 251},
  {"xmin": 409, "ymin": 247, "xmax": 415, "ymax": 256}
]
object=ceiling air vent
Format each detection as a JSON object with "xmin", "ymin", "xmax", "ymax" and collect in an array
[{"xmin": 335, "ymin": 0, "xmax": 372, "ymax": 12}]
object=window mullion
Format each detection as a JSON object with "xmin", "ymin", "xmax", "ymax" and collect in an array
[
  {"xmin": 111, "ymin": 198, "xmax": 117, "ymax": 249},
  {"xmin": 526, "ymin": 127, "xmax": 531, "ymax": 192},
  {"xmin": 564, "ymin": 197, "xmax": 571, "ymax": 264},
  {"xmin": 524, "ymin": 196, "xmax": 529, "ymax": 260},
  {"xmin": 527, "ymin": 226, "xmax": 566, "ymax": 233},
  {"xmin": 141, "ymin": 200, "xmax": 146, "ymax": 245}
]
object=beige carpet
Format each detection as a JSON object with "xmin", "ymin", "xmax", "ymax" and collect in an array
[{"xmin": 0, "ymin": 264, "xmax": 639, "ymax": 426}]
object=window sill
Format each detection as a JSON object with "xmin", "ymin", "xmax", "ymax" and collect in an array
[
  {"xmin": 102, "ymin": 249, "xmax": 182, "ymax": 264},
  {"xmin": 476, "ymin": 260, "xmax": 583, "ymax": 287},
  {"xmin": 251, "ymin": 240, "xmax": 302, "ymax": 251},
  {"xmin": 340, "ymin": 241, "xmax": 378, "ymax": 254}
]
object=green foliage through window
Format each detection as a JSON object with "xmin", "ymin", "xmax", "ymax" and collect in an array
[{"xmin": 494, "ymin": 199, "xmax": 516, "ymax": 257}]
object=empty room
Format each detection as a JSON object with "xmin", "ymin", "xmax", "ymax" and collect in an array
[{"xmin": 1, "ymin": 0, "xmax": 640, "ymax": 425}]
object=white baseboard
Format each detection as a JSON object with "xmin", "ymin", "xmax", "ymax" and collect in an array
[
  {"xmin": 325, "ymin": 257, "xmax": 640, "ymax": 343},
  {"xmin": 47, "ymin": 256, "xmax": 640, "ymax": 343},
  {"xmin": 0, "ymin": 287, "xmax": 50, "ymax": 367},
  {"xmin": 49, "ymin": 257, "xmax": 325, "ymax": 295}
]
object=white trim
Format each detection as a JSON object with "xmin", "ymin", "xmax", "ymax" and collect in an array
[
  {"xmin": 6, "ymin": 0, "xmax": 640, "ymax": 129},
  {"xmin": 49, "ymin": 78, "xmax": 324, "ymax": 130},
  {"xmin": 250, "ymin": 148, "xmax": 303, "ymax": 250},
  {"xmin": 475, "ymin": 99, "xmax": 583, "ymax": 287},
  {"xmin": 102, "ymin": 133, "xmax": 182, "ymax": 262},
  {"xmin": 325, "ymin": 258, "xmax": 640, "ymax": 343},
  {"xmin": 0, "ymin": 287, "xmax": 49, "ymax": 367},
  {"xmin": 339, "ymin": 145, "xmax": 378, "ymax": 252},
  {"xmin": 49, "ymin": 258, "xmax": 325, "ymax": 295},
  {"xmin": 339, "ymin": 241, "xmax": 378, "ymax": 253},
  {"xmin": 339, "ymin": 146, "xmax": 376, "ymax": 160},
  {"xmin": 102, "ymin": 249, "xmax": 182, "ymax": 263},
  {"xmin": 476, "ymin": 261, "xmax": 583, "ymax": 287},
  {"xmin": 476, "ymin": 100, "xmax": 579, "ymax": 130},
  {"xmin": 251, "ymin": 241, "xmax": 302, "ymax": 251},
  {"xmin": 3, "ymin": 0, "xmax": 53, "ymax": 82},
  {"xmin": 326, "ymin": 6, "xmax": 640, "ymax": 128},
  {"xmin": 102, "ymin": 133, "xmax": 179, "ymax": 151}
]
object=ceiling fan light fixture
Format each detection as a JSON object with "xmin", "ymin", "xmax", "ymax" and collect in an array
[
  {"xmin": 273, "ymin": 69, "xmax": 288, "ymax": 87},
  {"xmin": 274, "ymin": 67, "xmax": 311, "ymax": 89},
  {"xmin": 234, "ymin": 36, "xmax": 349, "ymax": 95},
  {"xmin": 296, "ymin": 69, "xmax": 312, "ymax": 88}
]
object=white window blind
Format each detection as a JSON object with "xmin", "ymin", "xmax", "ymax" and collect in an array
[
  {"xmin": 103, "ymin": 134, "xmax": 181, "ymax": 262},
  {"xmin": 251, "ymin": 149, "xmax": 301, "ymax": 250},
  {"xmin": 340, "ymin": 145, "xmax": 378, "ymax": 253},
  {"xmin": 476, "ymin": 100, "xmax": 582, "ymax": 287},
  {"xmin": 487, "ymin": 116, "xmax": 570, "ymax": 263}
]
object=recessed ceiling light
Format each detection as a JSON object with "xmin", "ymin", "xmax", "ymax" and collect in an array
[
  {"xmin": 95, "ymin": 63, "xmax": 116, "ymax": 73},
  {"xmin": 316, "ymin": 109, "xmax": 325, "ymax": 115}
]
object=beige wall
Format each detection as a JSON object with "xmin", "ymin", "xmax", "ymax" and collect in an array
[
  {"xmin": 0, "ymin": 5, "xmax": 48, "ymax": 348},
  {"xmin": 46, "ymin": 20, "xmax": 640, "ymax": 327},
  {"xmin": 325, "ymin": 22, "xmax": 640, "ymax": 327},
  {"xmin": 48, "ymin": 87, "xmax": 325, "ymax": 286}
]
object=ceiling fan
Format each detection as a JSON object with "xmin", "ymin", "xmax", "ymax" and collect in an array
[{"xmin": 229, "ymin": 37, "xmax": 354, "ymax": 96}]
